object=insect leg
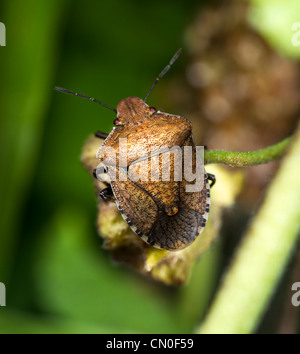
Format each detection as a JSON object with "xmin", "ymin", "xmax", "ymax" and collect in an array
[
  {"xmin": 93, "ymin": 165, "xmax": 107, "ymax": 179},
  {"xmin": 207, "ymin": 173, "xmax": 216, "ymax": 188},
  {"xmin": 95, "ymin": 131, "xmax": 108, "ymax": 139},
  {"xmin": 93, "ymin": 169, "xmax": 97, "ymax": 179},
  {"xmin": 99, "ymin": 186, "xmax": 113, "ymax": 200}
]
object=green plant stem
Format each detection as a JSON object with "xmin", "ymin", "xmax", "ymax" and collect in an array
[
  {"xmin": 197, "ymin": 124, "xmax": 300, "ymax": 334},
  {"xmin": 204, "ymin": 137, "xmax": 290, "ymax": 166}
]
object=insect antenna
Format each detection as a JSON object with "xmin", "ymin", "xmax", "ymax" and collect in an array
[
  {"xmin": 54, "ymin": 86, "xmax": 117, "ymax": 113},
  {"xmin": 144, "ymin": 48, "xmax": 182, "ymax": 102}
]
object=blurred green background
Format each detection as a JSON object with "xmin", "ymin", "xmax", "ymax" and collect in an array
[{"xmin": 0, "ymin": 0, "xmax": 299, "ymax": 333}]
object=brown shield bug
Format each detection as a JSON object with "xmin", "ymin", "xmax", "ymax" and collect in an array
[{"xmin": 55, "ymin": 49, "xmax": 215, "ymax": 251}]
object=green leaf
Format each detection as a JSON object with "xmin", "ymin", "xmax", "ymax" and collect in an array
[
  {"xmin": 34, "ymin": 205, "xmax": 183, "ymax": 333},
  {"xmin": 0, "ymin": 309, "xmax": 133, "ymax": 334},
  {"xmin": 0, "ymin": 0, "xmax": 67, "ymax": 282}
]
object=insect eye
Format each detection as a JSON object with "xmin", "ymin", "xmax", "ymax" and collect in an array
[
  {"xmin": 149, "ymin": 107, "xmax": 156, "ymax": 115},
  {"xmin": 114, "ymin": 118, "xmax": 122, "ymax": 126}
]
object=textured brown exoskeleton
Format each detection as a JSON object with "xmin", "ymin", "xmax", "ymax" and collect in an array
[{"xmin": 55, "ymin": 49, "xmax": 215, "ymax": 251}]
